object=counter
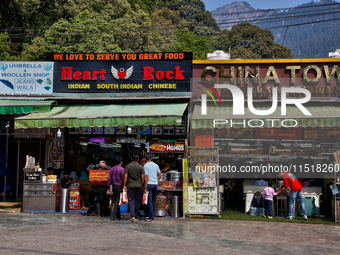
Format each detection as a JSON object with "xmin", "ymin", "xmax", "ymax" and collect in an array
[{"xmin": 23, "ymin": 183, "xmax": 59, "ymax": 212}]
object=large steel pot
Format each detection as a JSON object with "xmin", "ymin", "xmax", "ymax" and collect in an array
[{"xmin": 155, "ymin": 209, "xmax": 166, "ymax": 217}]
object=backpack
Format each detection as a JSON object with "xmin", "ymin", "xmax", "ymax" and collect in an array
[
  {"xmin": 87, "ymin": 202, "xmax": 98, "ymax": 216},
  {"xmin": 251, "ymin": 191, "xmax": 265, "ymax": 207}
]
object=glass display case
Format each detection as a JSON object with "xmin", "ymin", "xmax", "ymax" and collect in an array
[{"xmin": 186, "ymin": 147, "xmax": 220, "ymax": 215}]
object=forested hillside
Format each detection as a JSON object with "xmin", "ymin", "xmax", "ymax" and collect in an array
[{"xmin": 0, "ymin": 0, "xmax": 291, "ymax": 60}]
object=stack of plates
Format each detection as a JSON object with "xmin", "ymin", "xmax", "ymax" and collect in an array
[{"xmin": 170, "ymin": 171, "xmax": 181, "ymax": 181}]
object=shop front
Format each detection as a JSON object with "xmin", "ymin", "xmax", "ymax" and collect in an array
[
  {"xmin": 190, "ymin": 58, "xmax": 340, "ymax": 218},
  {"xmin": 13, "ymin": 53, "xmax": 192, "ymax": 214}
]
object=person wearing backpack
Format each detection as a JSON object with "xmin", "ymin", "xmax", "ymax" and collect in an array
[{"xmin": 262, "ymin": 181, "xmax": 277, "ymax": 218}]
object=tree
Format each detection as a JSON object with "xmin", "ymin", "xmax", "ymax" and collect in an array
[
  {"xmin": 155, "ymin": 0, "xmax": 220, "ymax": 37},
  {"xmin": 21, "ymin": 3, "xmax": 160, "ymax": 60},
  {"xmin": 216, "ymin": 23, "xmax": 292, "ymax": 59},
  {"xmin": 169, "ymin": 29, "xmax": 211, "ymax": 60}
]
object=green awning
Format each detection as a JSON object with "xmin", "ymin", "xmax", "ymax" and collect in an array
[
  {"xmin": 0, "ymin": 100, "xmax": 55, "ymax": 115},
  {"xmin": 191, "ymin": 103, "xmax": 340, "ymax": 128},
  {"xmin": 15, "ymin": 103, "xmax": 188, "ymax": 129}
]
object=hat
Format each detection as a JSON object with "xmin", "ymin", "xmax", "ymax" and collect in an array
[{"xmin": 145, "ymin": 154, "xmax": 152, "ymax": 160}]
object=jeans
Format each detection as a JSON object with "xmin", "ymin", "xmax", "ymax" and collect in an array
[
  {"xmin": 127, "ymin": 187, "xmax": 142, "ymax": 218},
  {"xmin": 110, "ymin": 185, "xmax": 122, "ymax": 220},
  {"xmin": 264, "ymin": 199, "xmax": 273, "ymax": 217},
  {"xmin": 147, "ymin": 184, "xmax": 158, "ymax": 220},
  {"xmin": 289, "ymin": 190, "xmax": 306, "ymax": 216}
]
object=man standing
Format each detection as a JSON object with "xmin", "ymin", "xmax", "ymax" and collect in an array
[
  {"xmin": 107, "ymin": 157, "xmax": 125, "ymax": 221},
  {"xmin": 144, "ymin": 154, "xmax": 162, "ymax": 222},
  {"xmin": 123, "ymin": 154, "xmax": 144, "ymax": 222},
  {"xmin": 277, "ymin": 172, "xmax": 308, "ymax": 220},
  {"xmin": 159, "ymin": 157, "xmax": 171, "ymax": 173}
]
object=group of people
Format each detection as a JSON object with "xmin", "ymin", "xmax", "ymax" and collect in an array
[
  {"xmin": 261, "ymin": 172, "xmax": 309, "ymax": 220},
  {"xmin": 107, "ymin": 154, "xmax": 162, "ymax": 222}
]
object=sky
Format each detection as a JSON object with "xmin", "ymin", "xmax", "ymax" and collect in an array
[{"xmin": 202, "ymin": 0, "xmax": 328, "ymax": 11}]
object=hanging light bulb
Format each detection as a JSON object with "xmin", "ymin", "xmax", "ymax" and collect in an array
[
  {"xmin": 57, "ymin": 128, "xmax": 62, "ymax": 138},
  {"xmin": 127, "ymin": 127, "xmax": 132, "ymax": 134}
]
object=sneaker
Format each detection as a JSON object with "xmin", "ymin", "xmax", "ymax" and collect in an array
[
  {"xmin": 286, "ymin": 216, "xmax": 293, "ymax": 220},
  {"xmin": 146, "ymin": 218, "xmax": 153, "ymax": 222},
  {"xmin": 267, "ymin": 216, "xmax": 273, "ymax": 219},
  {"xmin": 263, "ymin": 215, "xmax": 267, "ymax": 218},
  {"xmin": 303, "ymin": 215, "xmax": 308, "ymax": 221}
]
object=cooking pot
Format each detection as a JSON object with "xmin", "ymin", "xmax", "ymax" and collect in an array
[{"xmin": 155, "ymin": 209, "xmax": 166, "ymax": 217}]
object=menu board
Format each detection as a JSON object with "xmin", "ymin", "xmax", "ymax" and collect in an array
[
  {"xmin": 24, "ymin": 171, "xmax": 41, "ymax": 182},
  {"xmin": 49, "ymin": 128, "xmax": 65, "ymax": 169},
  {"xmin": 255, "ymin": 127, "xmax": 302, "ymax": 140},
  {"xmin": 304, "ymin": 127, "xmax": 340, "ymax": 140}
]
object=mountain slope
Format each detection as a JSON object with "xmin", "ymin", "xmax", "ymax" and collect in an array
[{"xmin": 211, "ymin": 0, "xmax": 340, "ymax": 58}]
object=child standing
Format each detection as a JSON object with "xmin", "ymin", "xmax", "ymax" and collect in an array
[{"xmin": 262, "ymin": 182, "xmax": 277, "ymax": 218}]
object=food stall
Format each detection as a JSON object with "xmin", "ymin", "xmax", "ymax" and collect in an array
[
  {"xmin": 149, "ymin": 140, "xmax": 185, "ymax": 217},
  {"xmin": 22, "ymin": 156, "xmax": 60, "ymax": 213},
  {"xmin": 185, "ymin": 147, "xmax": 220, "ymax": 216}
]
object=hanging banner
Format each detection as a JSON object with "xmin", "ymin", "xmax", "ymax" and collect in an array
[{"xmin": 0, "ymin": 62, "xmax": 53, "ymax": 94}]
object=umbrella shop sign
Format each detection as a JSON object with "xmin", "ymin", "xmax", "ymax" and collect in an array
[
  {"xmin": 0, "ymin": 62, "xmax": 54, "ymax": 94},
  {"xmin": 48, "ymin": 53, "xmax": 192, "ymax": 94}
]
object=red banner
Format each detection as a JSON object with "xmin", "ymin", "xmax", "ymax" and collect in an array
[
  {"xmin": 255, "ymin": 127, "xmax": 302, "ymax": 140},
  {"xmin": 149, "ymin": 142, "xmax": 184, "ymax": 153}
]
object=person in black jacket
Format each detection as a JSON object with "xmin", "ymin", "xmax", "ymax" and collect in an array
[{"xmin": 61, "ymin": 171, "xmax": 75, "ymax": 188}]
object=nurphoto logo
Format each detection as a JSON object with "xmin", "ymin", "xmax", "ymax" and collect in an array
[{"xmin": 200, "ymin": 84, "xmax": 312, "ymax": 128}]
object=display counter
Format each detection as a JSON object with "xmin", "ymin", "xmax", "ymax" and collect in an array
[
  {"xmin": 23, "ymin": 183, "xmax": 60, "ymax": 212},
  {"xmin": 157, "ymin": 182, "xmax": 183, "ymax": 216}
]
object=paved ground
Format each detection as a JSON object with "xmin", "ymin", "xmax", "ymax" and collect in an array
[{"xmin": 0, "ymin": 211, "xmax": 339, "ymax": 255}]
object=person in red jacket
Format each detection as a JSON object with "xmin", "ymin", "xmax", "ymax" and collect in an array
[{"xmin": 277, "ymin": 172, "xmax": 307, "ymax": 220}]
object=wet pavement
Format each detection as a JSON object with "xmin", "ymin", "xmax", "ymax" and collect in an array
[{"xmin": 0, "ymin": 212, "xmax": 339, "ymax": 255}]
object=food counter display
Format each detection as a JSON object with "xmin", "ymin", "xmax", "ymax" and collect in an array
[
  {"xmin": 186, "ymin": 147, "xmax": 220, "ymax": 215},
  {"xmin": 22, "ymin": 170, "xmax": 60, "ymax": 212}
]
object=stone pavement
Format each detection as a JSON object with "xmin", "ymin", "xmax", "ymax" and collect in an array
[{"xmin": 0, "ymin": 211, "xmax": 339, "ymax": 255}]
